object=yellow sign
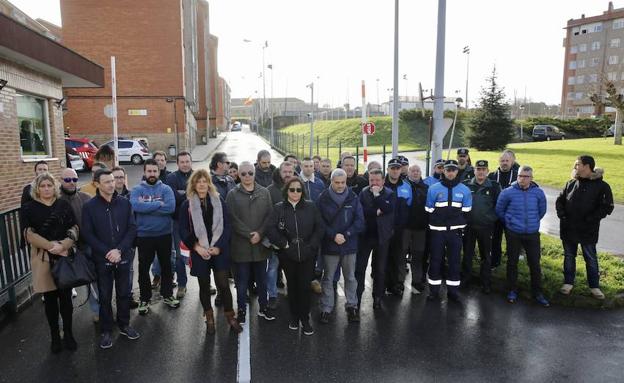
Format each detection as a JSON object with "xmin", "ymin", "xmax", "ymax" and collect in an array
[{"xmin": 128, "ymin": 109, "xmax": 148, "ymax": 116}]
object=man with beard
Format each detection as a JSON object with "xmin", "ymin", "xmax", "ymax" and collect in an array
[
  {"xmin": 456, "ymin": 148, "xmax": 475, "ymax": 182},
  {"xmin": 210, "ymin": 152, "xmax": 236, "ymax": 200},
  {"xmin": 153, "ymin": 151, "xmax": 171, "ymax": 183},
  {"xmin": 341, "ymin": 155, "xmax": 368, "ymax": 195},
  {"xmin": 131, "ymin": 159, "xmax": 179, "ymax": 315},
  {"xmin": 254, "ymin": 150, "xmax": 276, "ymax": 188}
]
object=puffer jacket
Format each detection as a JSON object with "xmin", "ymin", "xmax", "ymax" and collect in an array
[
  {"xmin": 316, "ymin": 188, "xmax": 365, "ymax": 255},
  {"xmin": 463, "ymin": 177, "xmax": 501, "ymax": 229},
  {"xmin": 265, "ymin": 200, "xmax": 325, "ymax": 262},
  {"xmin": 496, "ymin": 181, "xmax": 546, "ymax": 234},
  {"xmin": 555, "ymin": 168, "xmax": 614, "ymax": 244}
]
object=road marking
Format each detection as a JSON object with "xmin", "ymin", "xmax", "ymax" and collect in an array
[
  {"xmin": 237, "ymin": 313, "xmax": 251, "ymax": 383},
  {"xmin": 337, "ymin": 281, "xmax": 345, "ymax": 297}
]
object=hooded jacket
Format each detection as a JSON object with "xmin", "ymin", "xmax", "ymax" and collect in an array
[
  {"xmin": 555, "ymin": 168, "xmax": 614, "ymax": 244},
  {"xmin": 463, "ymin": 177, "xmax": 501, "ymax": 229},
  {"xmin": 267, "ymin": 169, "xmax": 285, "ymax": 206},
  {"xmin": 130, "ymin": 180, "xmax": 175, "ymax": 237},
  {"xmin": 488, "ymin": 162, "xmax": 520, "ymax": 189},
  {"xmin": 359, "ymin": 185, "xmax": 396, "ymax": 242},
  {"xmin": 255, "ymin": 163, "xmax": 277, "ymax": 188},
  {"xmin": 316, "ymin": 188, "xmax": 365, "ymax": 255},
  {"xmin": 496, "ymin": 181, "xmax": 546, "ymax": 234}
]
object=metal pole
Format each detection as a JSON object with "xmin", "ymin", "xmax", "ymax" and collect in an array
[
  {"xmin": 308, "ymin": 83, "xmax": 314, "ymax": 157},
  {"xmin": 111, "ymin": 56, "xmax": 119, "ymax": 166},
  {"xmin": 447, "ymin": 102, "xmax": 460, "ymax": 160},
  {"xmin": 269, "ymin": 64, "xmax": 274, "ymax": 146},
  {"xmin": 361, "ymin": 80, "xmax": 368, "ymax": 165},
  {"xmin": 391, "ymin": 0, "xmax": 399, "ymax": 158},
  {"xmin": 262, "ymin": 41, "xmax": 267, "ymax": 129},
  {"xmin": 463, "ymin": 46, "xmax": 470, "ymax": 109},
  {"xmin": 431, "ymin": 0, "xmax": 446, "ymax": 171}
]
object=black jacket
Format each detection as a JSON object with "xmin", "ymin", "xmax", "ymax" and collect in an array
[
  {"xmin": 166, "ymin": 169, "xmax": 193, "ymax": 220},
  {"xmin": 463, "ymin": 177, "xmax": 501, "ymax": 228},
  {"xmin": 359, "ymin": 185, "xmax": 396, "ymax": 242},
  {"xmin": 266, "ymin": 200, "xmax": 325, "ymax": 262},
  {"xmin": 488, "ymin": 162, "xmax": 520, "ymax": 189},
  {"xmin": 347, "ymin": 174, "xmax": 368, "ymax": 195},
  {"xmin": 211, "ymin": 172, "xmax": 236, "ymax": 200},
  {"xmin": 555, "ymin": 168, "xmax": 614, "ymax": 244},
  {"xmin": 266, "ymin": 169, "xmax": 285, "ymax": 205},
  {"xmin": 254, "ymin": 164, "xmax": 276, "ymax": 188},
  {"xmin": 406, "ymin": 179, "xmax": 429, "ymax": 230}
]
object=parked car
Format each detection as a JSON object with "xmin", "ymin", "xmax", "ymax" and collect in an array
[
  {"xmin": 532, "ymin": 125, "xmax": 565, "ymax": 141},
  {"xmin": 65, "ymin": 147, "xmax": 85, "ymax": 171},
  {"xmin": 230, "ymin": 121, "xmax": 241, "ymax": 132},
  {"xmin": 102, "ymin": 139, "xmax": 152, "ymax": 164},
  {"xmin": 65, "ymin": 137, "xmax": 98, "ymax": 169},
  {"xmin": 607, "ymin": 124, "xmax": 616, "ymax": 136}
]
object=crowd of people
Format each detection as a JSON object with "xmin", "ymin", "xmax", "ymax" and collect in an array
[{"xmin": 19, "ymin": 144, "xmax": 614, "ymax": 353}]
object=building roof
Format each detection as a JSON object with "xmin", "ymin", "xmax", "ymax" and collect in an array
[
  {"xmin": 0, "ymin": 12, "xmax": 104, "ymax": 87},
  {"xmin": 566, "ymin": 3, "xmax": 624, "ymax": 28}
]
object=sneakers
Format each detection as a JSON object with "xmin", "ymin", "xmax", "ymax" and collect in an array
[
  {"xmin": 151, "ymin": 276, "xmax": 161, "ymax": 290},
  {"xmin": 311, "ymin": 280, "xmax": 322, "ymax": 294},
  {"xmin": 176, "ymin": 287, "xmax": 187, "ymax": 300},
  {"xmin": 258, "ymin": 307, "xmax": 276, "ymax": 321},
  {"xmin": 163, "ymin": 296, "xmax": 181, "ymax": 308},
  {"xmin": 560, "ymin": 284, "xmax": 573, "ymax": 295},
  {"xmin": 237, "ymin": 309, "xmax": 246, "ymax": 324},
  {"xmin": 267, "ymin": 297, "xmax": 278, "ymax": 310},
  {"xmin": 288, "ymin": 319, "xmax": 299, "ymax": 331},
  {"xmin": 591, "ymin": 288, "xmax": 606, "ymax": 300},
  {"xmin": 119, "ymin": 326, "xmax": 140, "ymax": 340},
  {"xmin": 99, "ymin": 332, "xmax": 113, "ymax": 349},
  {"xmin": 301, "ymin": 320, "xmax": 314, "ymax": 336},
  {"xmin": 535, "ymin": 294, "xmax": 550, "ymax": 307},
  {"xmin": 507, "ymin": 291, "xmax": 518, "ymax": 304},
  {"xmin": 319, "ymin": 312, "xmax": 330, "ymax": 324},
  {"xmin": 346, "ymin": 307, "xmax": 360, "ymax": 322},
  {"xmin": 138, "ymin": 301, "xmax": 149, "ymax": 315}
]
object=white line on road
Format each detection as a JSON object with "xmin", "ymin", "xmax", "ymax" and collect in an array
[{"xmin": 237, "ymin": 313, "xmax": 251, "ymax": 383}]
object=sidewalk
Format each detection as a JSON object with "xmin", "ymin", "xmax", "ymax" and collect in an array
[{"xmin": 190, "ymin": 133, "xmax": 227, "ymax": 162}]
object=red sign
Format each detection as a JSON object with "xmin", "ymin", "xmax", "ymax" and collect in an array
[{"xmin": 362, "ymin": 122, "xmax": 376, "ymax": 135}]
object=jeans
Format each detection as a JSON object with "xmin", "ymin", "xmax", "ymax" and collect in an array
[
  {"xmin": 137, "ymin": 234, "xmax": 173, "ymax": 302},
  {"xmin": 563, "ymin": 241, "xmax": 600, "ymax": 288},
  {"xmin": 235, "ymin": 260, "xmax": 269, "ymax": 310},
  {"xmin": 96, "ymin": 260, "xmax": 131, "ymax": 333},
  {"xmin": 461, "ymin": 226, "xmax": 493, "ymax": 287},
  {"xmin": 356, "ymin": 236, "xmax": 390, "ymax": 305},
  {"xmin": 320, "ymin": 253, "xmax": 358, "ymax": 313},
  {"xmin": 428, "ymin": 230, "xmax": 463, "ymax": 295},
  {"xmin": 506, "ymin": 230, "xmax": 542, "ymax": 295},
  {"xmin": 282, "ymin": 257, "xmax": 315, "ymax": 321},
  {"xmin": 266, "ymin": 253, "xmax": 279, "ymax": 299}
]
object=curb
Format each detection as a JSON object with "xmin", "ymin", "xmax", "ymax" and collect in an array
[{"xmin": 191, "ymin": 134, "xmax": 227, "ymax": 163}]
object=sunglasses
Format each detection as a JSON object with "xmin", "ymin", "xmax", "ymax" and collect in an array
[
  {"xmin": 288, "ymin": 188, "xmax": 303, "ymax": 193},
  {"xmin": 240, "ymin": 171, "xmax": 254, "ymax": 177},
  {"xmin": 63, "ymin": 177, "xmax": 79, "ymax": 183}
]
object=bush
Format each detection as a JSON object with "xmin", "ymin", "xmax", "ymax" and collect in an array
[{"xmin": 523, "ymin": 116, "xmax": 611, "ymax": 138}]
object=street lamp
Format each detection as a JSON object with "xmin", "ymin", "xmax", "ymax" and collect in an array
[
  {"xmin": 519, "ymin": 104, "xmax": 525, "ymax": 140},
  {"xmin": 463, "ymin": 45, "xmax": 470, "ymax": 109},
  {"xmin": 403, "ymin": 74, "xmax": 408, "ymax": 101},
  {"xmin": 376, "ymin": 78, "xmax": 380, "ymax": 114},
  {"xmin": 243, "ymin": 39, "xmax": 268, "ymax": 129},
  {"xmin": 268, "ymin": 64, "xmax": 274, "ymax": 145},
  {"xmin": 306, "ymin": 82, "xmax": 314, "ymax": 156}
]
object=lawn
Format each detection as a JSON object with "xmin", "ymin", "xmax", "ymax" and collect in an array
[{"xmin": 463, "ymin": 138, "xmax": 624, "ymax": 203}]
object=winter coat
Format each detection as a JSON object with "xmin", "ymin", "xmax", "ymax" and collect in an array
[
  {"xmin": 488, "ymin": 162, "xmax": 520, "ymax": 189},
  {"xmin": 346, "ymin": 174, "xmax": 368, "ymax": 195},
  {"xmin": 458, "ymin": 164, "xmax": 475, "ymax": 182},
  {"xmin": 406, "ymin": 179, "xmax": 429, "ymax": 230},
  {"xmin": 255, "ymin": 163, "xmax": 276, "ymax": 188},
  {"xmin": 165, "ymin": 169, "xmax": 193, "ymax": 220},
  {"xmin": 81, "ymin": 191, "xmax": 137, "ymax": 264},
  {"xmin": 159, "ymin": 168, "xmax": 171, "ymax": 183},
  {"xmin": 555, "ymin": 168, "xmax": 614, "ymax": 244},
  {"xmin": 130, "ymin": 180, "xmax": 175, "ymax": 237},
  {"xmin": 59, "ymin": 188, "xmax": 92, "ymax": 228},
  {"xmin": 225, "ymin": 184, "xmax": 273, "ymax": 263},
  {"xmin": 359, "ymin": 185, "xmax": 396, "ymax": 242},
  {"xmin": 178, "ymin": 197, "xmax": 231, "ymax": 275},
  {"xmin": 316, "ymin": 188, "xmax": 365, "ymax": 255},
  {"xmin": 463, "ymin": 177, "xmax": 501, "ymax": 229},
  {"xmin": 385, "ymin": 176, "xmax": 412, "ymax": 227},
  {"xmin": 495, "ymin": 181, "xmax": 546, "ymax": 234},
  {"xmin": 267, "ymin": 169, "xmax": 285, "ymax": 206},
  {"xmin": 424, "ymin": 173, "xmax": 441, "ymax": 187},
  {"xmin": 301, "ymin": 174, "xmax": 326, "ymax": 202},
  {"xmin": 425, "ymin": 177, "xmax": 472, "ymax": 230},
  {"xmin": 266, "ymin": 200, "xmax": 325, "ymax": 263},
  {"xmin": 212, "ymin": 172, "xmax": 236, "ymax": 200}
]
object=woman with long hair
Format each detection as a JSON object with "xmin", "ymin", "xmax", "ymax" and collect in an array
[
  {"xmin": 21, "ymin": 173, "xmax": 79, "ymax": 353},
  {"xmin": 178, "ymin": 169, "xmax": 242, "ymax": 334}
]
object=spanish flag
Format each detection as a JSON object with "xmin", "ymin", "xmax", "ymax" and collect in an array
[{"xmin": 244, "ymin": 96, "xmax": 253, "ymax": 106}]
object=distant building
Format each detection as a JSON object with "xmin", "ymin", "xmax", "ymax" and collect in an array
[
  {"xmin": 381, "ymin": 96, "xmax": 458, "ymax": 115},
  {"xmin": 562, "ymin": 1, "xmax": 624, "ymax": 117}
]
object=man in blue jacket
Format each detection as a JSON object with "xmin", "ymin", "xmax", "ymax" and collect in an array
[
  {"xmin": 300, "ymin": 157, "xmax": 326, "ymax": 202},
  {"xmin": 131, "ymin": 159, "xmax": 179, "ymax": 315},
  {"xmin": 317, "ymin": 168, "xmax": 365, "ymax": 323},
  {"xmin": 424, "ymin": 159, "xmax": 444, "ymax": 186},
  {"xmin": 495, "ymin": 165, "xmax": 549, "ymax": 307},
  {"xmin": 82, "ymin": 169, "xmax": 139, "ymax": 349},
  {"xmin": 356, "ymin": 169, "xmax": 396, "ymax": 310},
  {"xmin": 425, "ymin": 160, "xmax": 472, "ymax": 302}
]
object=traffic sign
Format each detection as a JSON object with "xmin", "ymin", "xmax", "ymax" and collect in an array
[{"xmin": 362, "ymin": 121, "xmax": 376, "ymax": 135}]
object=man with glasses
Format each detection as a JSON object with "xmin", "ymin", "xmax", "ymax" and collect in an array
[
  {"xmin": 425, "ymin": 160, "xmax": 472, "ymax": 302},
  {"xmin": 226, "ymin": 162, "xmax": 275, "ymax": 322},
  {"xmin": 495, "ymin": 165, "xmax": 549, "ymax": 307},
  {"xmin": 210, "ymin": 152, "xmax": 236, "ymax": 200},
  {"xmin": 112, "ymin": 167, "xmax": 130, "ymax": 198}
]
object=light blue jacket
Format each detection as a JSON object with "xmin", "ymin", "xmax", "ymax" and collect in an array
[{"xmin": 130, "ymin": 180, "xmax": 175, "ymax": 237}]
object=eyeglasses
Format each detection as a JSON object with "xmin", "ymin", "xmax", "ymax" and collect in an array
[
  {"xmin": 240, "ymin": 171, "xmax": 254, "ymax": 177},
  {"xmin": 518, "ymin": 175, "xmax": 532, "ymax": 178},
  {"xmin": 288, "ymin": 188, "xmax": 303, "ymax": 193},
  {"xmin": 63, "ymin": 177, "xmax": 79, "ymax": 183}
]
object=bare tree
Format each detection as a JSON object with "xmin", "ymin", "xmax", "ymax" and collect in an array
[{"xmin": 590, "ymin": 80, "xmax": 623, "ymax": 145}]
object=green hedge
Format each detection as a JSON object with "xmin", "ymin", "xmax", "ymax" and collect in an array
[{"xmin": 521, "ymin": 116, "xmax": 611, "ymax": 138}]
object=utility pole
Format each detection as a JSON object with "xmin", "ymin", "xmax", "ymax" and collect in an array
[
  {"xmin": 463, "ymin": 46, "xmax": 470, "ymax": 109},
  {"xmin": 262, "ymin": 41, "xmax": 268, "ymax": 129},
  {"xmin": 392, "ymin": 0, "xmax": 400, "ymax": 158},
  {"xmin": 431, "ymin": 0, "xmax": 447, "ymax": 171},
  {"xmin": 307, "ymin": 82, "xmax": 314, "ymax": 156}
]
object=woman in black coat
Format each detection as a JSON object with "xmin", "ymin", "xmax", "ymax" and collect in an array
[
  {"xmin": 178, "ymin": 169, "xmax": 241, "ymax": 334},
  {"xmin": 266, "ymin": 177, "xmax": 324, "ymax": 335}
]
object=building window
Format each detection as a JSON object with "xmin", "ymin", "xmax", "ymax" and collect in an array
[
  {"xmin": 569, "ymin": 61, "xmax": 577, "ymax": 69},
  {"xmin": 592, "ymin": 41, "xmax": 601, "ymax": 50},
  {"xmin": 576, "ymin": 75, "xmax": 584, "ymax": 84},
  {"xmin": 567, "ymin": 92, "xmax": 575, "ymax": 100},
  {"xmin": 614, "ymin": 19, "xmax": 624, "ymax": 29},
  {"xmin": 609, "ymin": 55, "xmax": 619, "ymax": 65},
  {"xmin": 589, "ymin": 74, "xmax": 598, "ymax": 83},
  {"xmin": 570, "ymin": 45, "xmax": 578, "ymax": 54},
  {"xmin": 578, "ymin": 59, "xmax": 586, "ymax": 68},
  {"xmin": 590, "ymin": 57, "xmax": 600, "ymax": 67},
  {"xmin": 579, "ymin": 43, "xmax": 587, "ymax": 52},
  {"xmin": 17, "ymin": 94, "xmax": 50, "ymax": 157},
  {"xmin": 608, "ymin": 72, "xmax": 618, "ymax": 81},
  {"xmin": 568, "ymin": 76, "xmax": 576, "ymax": 85},
  {"xmin": 593, "ymin": 24, "xmax": 603, "ymax": 33},
  {"xmin": 576, "ymin": 92, "xmax": 584, "ymax": 100},
  {"xmin": 611, "ymin": 38, "xmax": 621, "ymax": 48}
]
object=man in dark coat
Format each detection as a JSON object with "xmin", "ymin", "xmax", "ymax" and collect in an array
[
  {"xmin": 254, "ymin": 149, "xmax": 276, "ymax": 188},
  {"xmin": 556, "ymin": 155, "xmax": 614, "ymax": 300},
  {"xmin": 341, "ymin": 155, "xmax": 368, "ymax": 195},
  {"xmin": 405, "ymin": 164, "xmax": 429, "ymax": 294}
]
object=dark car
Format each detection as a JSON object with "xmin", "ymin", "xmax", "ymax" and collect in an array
[{"xmin": 532, "ymin": 125, "xmax": 565, "ymax": 141}]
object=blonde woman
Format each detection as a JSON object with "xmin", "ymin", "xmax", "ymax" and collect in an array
[
  {"xmin": 21, "ymin": 173, "xmax": 78, "ymax": 353},
  {"xmin": 178, "ymin": 169, "xmax": 241, "ymax": 334}
]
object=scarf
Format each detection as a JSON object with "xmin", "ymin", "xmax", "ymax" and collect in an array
[
  {"xmin": 189, "ymin": 192, "xmax": 224, "ymax": 250},
  {"xmin": 328, "ymin": 186, "xmax": 349, "ymax": 207}
]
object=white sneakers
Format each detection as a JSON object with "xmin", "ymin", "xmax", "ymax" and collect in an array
[
  {"xmin": 560, "ymin": 284, "xmax": 606, "ymax": 300},
  {"xmin": 559, "ymin": 284, "xmax": 573, "ymax": 295}
]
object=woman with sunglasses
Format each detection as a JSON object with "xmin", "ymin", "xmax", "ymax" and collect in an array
[
  {"xmin": 178, "ymin": 169, "xmax": 242, "ymax": 334},
  {"xmin": 266, "ymin": 177, "xmax": 324, "ymax": 335}
]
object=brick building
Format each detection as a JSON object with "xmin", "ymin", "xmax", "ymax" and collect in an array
[
  {"xmin": 58, "ymin": 0, "xmax": 226, "ymax": 153},
  {"xmin": 0, "ymin": 9, "xmax": 103, "ymax": 212},
  {"xmin": 562, "ymin": 2, "xmax": 624, "ymax": 117}
]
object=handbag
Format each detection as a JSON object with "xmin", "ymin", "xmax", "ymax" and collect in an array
[{"xmin": 51, "ymin": 247, "xmax": 96, "ymax": 290}]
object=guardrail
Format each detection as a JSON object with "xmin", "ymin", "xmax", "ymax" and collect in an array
[{"xmin": 0, "ymin": 208, "xmax": 31, "ymax": 314}]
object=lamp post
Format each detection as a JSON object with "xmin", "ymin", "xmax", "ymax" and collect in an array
[
  {"xmin": 519, "ymin": 104, "xmax": 525, "ymax": 140},
  {"xmin": 243, "ymin": 39, "xmax": 268, "ymax": 128},
  {"xmin": 376, "ymin": 78, "xmax": 380, "ymax": 114},
  {"xmin": 268, "ymin": 64, "xmax": 274, "ymax": 145},
  {"xmin": 392, "ymin": 0, "xmax": 400, "ymax": 158},
  {"xmin": 463, "ymin": 45, "xmax": 470, "ymax": 109},
  {"xmin": 307, "ymin": 82, "xmax": 314, "ymax": 156}
]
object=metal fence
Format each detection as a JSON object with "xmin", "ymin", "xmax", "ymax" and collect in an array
[{"xmin": 0, "ymin": 208, "xmax": 31, "ymax": 314}]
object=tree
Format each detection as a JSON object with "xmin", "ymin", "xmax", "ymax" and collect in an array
[
  {"xmin": 467, "ymin": 67, "xmax": 514, "ymax": 150},
  {"xmin": 590, "ymin": 81, "xmax": 622, "ymax": 145}
]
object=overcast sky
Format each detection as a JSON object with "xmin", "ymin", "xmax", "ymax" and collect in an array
[{"xmin": 9, "ymin": 0, "xmax": 613, "ymax": 108}]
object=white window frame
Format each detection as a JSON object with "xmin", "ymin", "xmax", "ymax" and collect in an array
[
  {"xmin": 590, "ymin": 57, "xmax": 600, "ymax": 67},
  {"xmin": 592, "ymin": 41, "xmax": 601, "ymax": 50},
  {"xmin": 569, "ymin": 61, "xmax": 577, "ymax": 69},
  {"xmin": 576, "ymin": 75, "xmax": 584, "ymax": 84},
  {"xmin": 608, "ymin": 72, "xmax": 618, "ymax": 81},
  {"xmin": 609, "ymin": 55, "xmax": 619, "ymax": 65},
  {"xmin": 579, "ymin": 43, "xmax": 587, "ymax": 52},
  {"xmin": 17, "ymin": 93, "xmax": 53, "ymax": 159},
  {"xmin": 577, "ymin": 59, "xmax": 586, "ymax": 68},
  {"xmin": 576, "ymin": 92, "xmax": 584, "ymax": 100},
  {"xmin": 611, "ymin": 38, "xmax": 621, "ymax": 48},
  {"xmin": 568, "ymin": 76, "xmax": 576, "ymax": 85},
  {"xmin": 614, "ymin": 19, "xmax": 624, "ymax": 29}
]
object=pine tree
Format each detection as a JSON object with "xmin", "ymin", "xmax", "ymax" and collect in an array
[{"xmin": 467, "ymin": 67, "xmax": 514, "ymax": 150}]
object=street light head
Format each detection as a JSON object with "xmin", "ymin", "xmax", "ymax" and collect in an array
[
  {"xmin": 267, "ymin": 64, "xmax": 273, "ymax": 70},
  {"xmin": 243, "ymin": 39, "xmax": 252, "ymax": 43},
  {"xmin": 455, "ymin": 97, "xmax": 463, "ymax": 106}
]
